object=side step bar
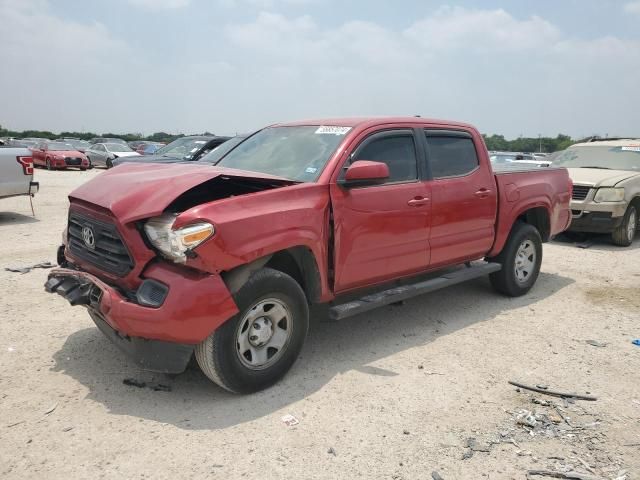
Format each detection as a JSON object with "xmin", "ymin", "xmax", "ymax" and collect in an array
[{"xmin": 328, "ymin": 262, "xmax": 502, "ymax": 321}]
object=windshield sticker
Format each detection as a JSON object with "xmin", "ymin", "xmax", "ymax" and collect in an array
[
  {"xmin": 621, "ymin": 146, "xmax": 640, "ymax": 152},
  {"xmin": 305, "ymin": 167, "xmax": 318, "ymax": 174},
  {"xmin": 315, "ymin": 126, "xmax": 351, "ymax": 135}
]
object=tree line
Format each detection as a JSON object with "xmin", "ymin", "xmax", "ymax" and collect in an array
[
  {"xmin": 1, "ymin": 125, "xmax": 578, "ymax": 153},
  {"xmin": 0, "ymin": 125, "xmax": 215, "ymax": 145},
  {"xmin": 482, "ymin": 134, "xmax": 575, "ymax": 153}
]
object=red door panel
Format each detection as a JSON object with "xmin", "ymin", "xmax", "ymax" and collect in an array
[
  {"xmin": 330, "ymin": 181, "xmax": 431, "ymax": 292},
  {"xmin": 429, "ymin": 171, "xmax": 497, "ymax": 267}
]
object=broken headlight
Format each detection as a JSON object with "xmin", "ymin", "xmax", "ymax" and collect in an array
[{"xmin": 144, "ymin": 213, "xmax": 214, "ymax": 263}]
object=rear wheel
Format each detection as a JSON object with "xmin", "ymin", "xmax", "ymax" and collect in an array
[
  {"xmin": 489, "ymin": 222, "xmax": 543, "ymax": 297},
  {"xmin": 195, "ymin": 268, "xmax": 309, "ymax": 393},
  {"xmin": 611, "ymin": 205, "xmax": 637, "ymax": 246}
]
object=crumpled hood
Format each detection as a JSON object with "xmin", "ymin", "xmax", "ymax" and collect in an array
[
  {"xmin": 567, "ymin": 168, "xmax": 640, "ymax": 187},
  {"xmin": 69, "ymin": 162, "xmax": 294, "ymax": 223}
]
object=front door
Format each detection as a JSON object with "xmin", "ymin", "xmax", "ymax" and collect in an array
[{"xmin": 330, "ymin": 129, "xmax": 431, "ymax": 292}]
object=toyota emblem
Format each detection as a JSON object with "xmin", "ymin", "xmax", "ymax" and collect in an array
[{"xmin": 82, "ymin": 225, "xmax": 96, "ymax": 249}]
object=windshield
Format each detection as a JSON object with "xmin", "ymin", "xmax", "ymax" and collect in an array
[
  {"xmin": 198, "ymin": 136, "xmax": 247, "ymax": 164},
  {"xmin": 553, "ymin": 145, "xmax": 640, "ymax": 171},
  {"xmin": 48, "ymin": 142, "xmax": 74, "ymax": 151},
  {"xmin": 105, "ymin": 143, "xmax": 133, "ymax": 152},
  {"xmin": 156, "ymin": 137, "xmax": 210, "ymax": 158},
  {"xmin": 216, "ymin": 126, "xmax": 349, "ymax": 181}
]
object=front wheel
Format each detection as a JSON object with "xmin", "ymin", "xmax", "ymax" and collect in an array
[
  {"xmin": 489, "ymin": 222, "xmax": 543, "ymax": 297},
  {"xmin": 106, "ymin": 158, "xmax": 113, "ymax": 169},
  {"xmin": 195, "ymin": 268, "xmax": 309, "ymax": 393},
  {"xmin": 611, "ymin": 205, "xmax": 637, "ymax": 246},
  {"xmin": 46, "ymin": 158, "xmax": 52, "ymax": 170}
]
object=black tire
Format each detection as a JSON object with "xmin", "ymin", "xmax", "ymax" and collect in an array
[
  {"xmin": 611, "ymin": 205, "xmax": 637, "ymax": 247},
  {"xmin": 46, "ymin": 158, "xmax": 52, "ymax": 170},
  {"xmin": 489, "ymin": 222, "xmax": 543, "ymax": 297},
  {"xmin": 86, "ymin": 157, "xmax": 93, "ymax": 169},
  {"xmin": 106, "ymin": 158, "xmax": 113, "ymax": 169},
  {"xmin": 195, "ymin": 268, "xmax": 309, "ymax": 393}
]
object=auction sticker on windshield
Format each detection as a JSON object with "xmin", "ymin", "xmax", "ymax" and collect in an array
[{"xmin": 315, "ymin": 126, "xmax": 351, "ymax": 135}]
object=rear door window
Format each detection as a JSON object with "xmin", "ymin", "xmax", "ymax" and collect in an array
[{"xmin": 425, "ymin": 132, "xmax": 479, "ymax": 179}]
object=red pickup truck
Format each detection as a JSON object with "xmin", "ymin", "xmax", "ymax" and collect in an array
[{"xmin": 46, "ymin": 117, "xmax": 571, "ymax": 393}]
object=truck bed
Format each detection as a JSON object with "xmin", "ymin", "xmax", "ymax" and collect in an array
[{"xmin": 489, "ymin": 166, "xmax": 572, "ymax": 256}]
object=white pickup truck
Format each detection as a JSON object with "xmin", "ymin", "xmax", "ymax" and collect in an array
[{"xmin": 0, "ymin": 147, "xmax": 39, "ymax": 201}]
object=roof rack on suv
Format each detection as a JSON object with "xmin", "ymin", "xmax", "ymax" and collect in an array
[{"xmin": 584, "ymin": 136, "xmax": 634, "ymax": 142}]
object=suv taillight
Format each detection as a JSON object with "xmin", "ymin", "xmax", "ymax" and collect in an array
[{"xmin": 17, "ymin": 156, "xmax": 34, "ymax": 175}]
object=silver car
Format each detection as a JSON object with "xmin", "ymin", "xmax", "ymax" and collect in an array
[{"xmin": 85, "ymin": 143, "xmax": 141, "ymax": 169}]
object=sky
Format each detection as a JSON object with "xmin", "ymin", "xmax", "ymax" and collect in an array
[{"xmin": 1, "ymin": 0, "xmax": 639, "ymax": 139}]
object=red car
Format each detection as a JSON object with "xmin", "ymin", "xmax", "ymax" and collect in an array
[
  {"xmin": 31, "ymin": 141, "xmax": 90, "ymax": 170},
  {"xmin": 46, "ymin": 117, "xmax": 571, "ymax": 393}
]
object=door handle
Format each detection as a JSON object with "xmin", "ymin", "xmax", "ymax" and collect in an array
[
  {"xmin": 407, "ymin": 197, "xmax": 430, "ymax": 207},
  {"xmin": 474, "ymin": 188, "xmax": 491, "ymax": 198}
]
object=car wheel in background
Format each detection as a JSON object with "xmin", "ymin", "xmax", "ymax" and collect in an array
[
  {"xmin": 46, "ymin": 158, "xmax": 52, "ymax": 170},
  {"xmin": 195, "ymin": 268, "xmax": 309, "ymax": 394},
  {"xmin": 106, "ymin": 158, "xmax": 113, "ymax": 169},
  {"xmin": 488, "ymin": 222, "xmax": 543, "ymax": 297},
  {"xmin": 611, "ymin": 205, "xmax": 637, "ymax": 247}
]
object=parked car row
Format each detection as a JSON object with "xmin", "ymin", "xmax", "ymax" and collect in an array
[{"xmin": 489, "ymin": 151, "xmax": 553, "ymax": 167}]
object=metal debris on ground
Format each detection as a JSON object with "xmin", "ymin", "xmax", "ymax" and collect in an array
[
  {"xmin": 527, "ymin": 469, "xmax": 603, "ymax": 479},
  {"xmin": 327, "ymin": 447, "xmax": 336, "ymax": 456},
  {"xmin": 431, "ymin": 471, "xmax": 445, "ymax": 480},
  {"xmin": 509, "ymin": 381, "xmax": 598, "ymax": 401},
  {"xmin": 281, "ymin": 414, "xmax": 299, "ymax": 427},
  {"xmin": 5, "ymin": 261, "xmax": 55, "ymax": 274},
  {"xmin": 585, "ymin": 340, "xmax": 608, "ymax": 348},
  {"xmin": 122, "ymin": 378, "xmax": 172, "ymax": 392}
]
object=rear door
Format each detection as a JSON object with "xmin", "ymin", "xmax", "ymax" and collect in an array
[
  {"xmin": 423, "ymin": 130, "xmax": 497, "ymax": 267},
  {"xmin": 330, "ymin": 128, "xmax": 431, "ymax": 292}
]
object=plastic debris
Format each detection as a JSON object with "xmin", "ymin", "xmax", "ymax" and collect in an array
[
  {"xmin": 281, "ymin": 414, "xmax": 299, "ymax": 427},
  {"xmin": 5, "ymin": 261, "xmax": 54, "ymax": 274},
  {"xmin": 516, "ymin": 409, "xmax": 538, "ymax": 427},
  {"xmin": 632, "ymin": 339, "xmax": 640, "ymax": 346}
]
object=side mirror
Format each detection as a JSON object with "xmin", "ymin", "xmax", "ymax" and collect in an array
[{"xmin": 339, "ymin": 160, "xmax": 390, "ymax": 188}]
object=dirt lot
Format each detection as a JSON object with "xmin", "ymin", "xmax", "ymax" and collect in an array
[{"xmin": 1, "ymin": 169, "xmax": 639, "ymax": 479}]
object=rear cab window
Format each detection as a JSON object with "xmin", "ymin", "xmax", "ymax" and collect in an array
[{"xmin": 424, "ymin": 130, "xmax": 479, "ymax": 179}]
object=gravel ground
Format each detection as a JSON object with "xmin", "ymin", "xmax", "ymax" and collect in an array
[{"xmin": 1, "ymin": 169, "xmax": 639, "ymax": 479}]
